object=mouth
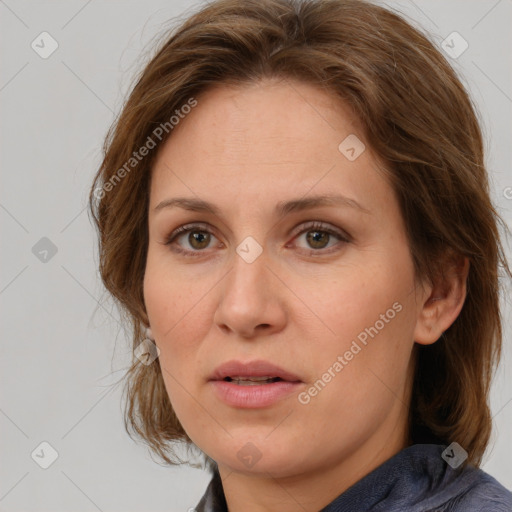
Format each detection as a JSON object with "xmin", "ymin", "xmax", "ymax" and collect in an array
[
  {"xmin": 209, "ymin": 360, "xmax": 303, "ymax": 408},
  {"xmin": 222, "ymin": 376, "xmax": 285, "ymax": 385},
  {"xmin": 209, "ymin": 359, "xmax": 303, "ymax": 383}
]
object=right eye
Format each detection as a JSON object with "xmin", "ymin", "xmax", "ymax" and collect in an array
[{"xmin": 164, "ymin": 223, "xmax": 222, "ymax": 257}]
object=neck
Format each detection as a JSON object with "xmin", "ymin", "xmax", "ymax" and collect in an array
[{"xmin": 218, "ymin": 413, "xmax": 409, "ymax": 512}]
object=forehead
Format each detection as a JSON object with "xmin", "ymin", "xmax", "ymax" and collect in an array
[
  {"xmin": 149, "ymin": 79, "xmax": 393, "ymax": 219},
  {"xmin": 165, "ymin": 78, "xmax": 364, "ymax": 157}
]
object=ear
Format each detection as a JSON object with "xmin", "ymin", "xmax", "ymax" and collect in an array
[{"xmin": 413, "ymin": 252, "xmax": 470, "ymax": 345}]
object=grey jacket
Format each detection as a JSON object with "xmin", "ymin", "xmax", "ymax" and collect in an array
[{"xmin": 194, "ymin": 444, "xmax": 512, "ymax": 511}]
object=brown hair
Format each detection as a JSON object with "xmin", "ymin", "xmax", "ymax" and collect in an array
[{"xmin": 88, "ymin": 0, "xmax": 511, "ymax": 468}]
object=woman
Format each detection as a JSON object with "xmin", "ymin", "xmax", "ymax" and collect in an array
[{"xmin": 89, "ymin": 0, "xmax": 512, "ymax": 510}]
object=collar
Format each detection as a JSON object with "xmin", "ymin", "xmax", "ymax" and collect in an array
[{"xmin": 193, "ymin": 443, "xmax": 511, "ymax": 512}]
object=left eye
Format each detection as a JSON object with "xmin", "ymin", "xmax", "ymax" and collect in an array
[
  {"xmin": 291, "ymin": 223, "xmax": 347, "ymax": 252},
  {"xmin": 297, "ymin": 229, "xmax": 338, "ymax": 249}
]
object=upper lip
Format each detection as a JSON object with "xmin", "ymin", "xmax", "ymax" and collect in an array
[{"xmin": 209, "ymin": 360, "xmax": 302, "ymax": 382}]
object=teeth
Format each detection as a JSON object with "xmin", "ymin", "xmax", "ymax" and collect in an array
[
  {"xmin": 226, "ymin": 376, "xmax": 281, "ymax": 385},
  {"xmin": 231, "ymin": 376, "xmax": 276, "ymax": 381}
]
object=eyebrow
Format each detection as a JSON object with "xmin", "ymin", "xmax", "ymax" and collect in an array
[{"xmin": 154, "ymin": 194, "xmax": 372, "ymax": 217}]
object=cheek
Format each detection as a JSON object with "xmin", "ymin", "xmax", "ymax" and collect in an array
[
  {"xmin": 293, "ymin": 294, "xmax": 415, "ymax": 458},
  {"xmin": 143, "ymin": 258, "xmax": 209, "ymax": 393},
  {"xmin": 297, "ymin": 256, "xmax": 417, "ymax": 402},
  {"xmin": 297, "ymin": 258, "xmax": 412, "ymax": 348},
  {"xmin": 144, "ymin": 268, "xmax": 210, "ymax": 435},
  {"xmin": 144, "ymin": 250, "xmax": 208, "ymax": 339}
]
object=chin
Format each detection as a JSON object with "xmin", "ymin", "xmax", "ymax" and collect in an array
[{"xmin": 208, "ymin": 435, "xmax": 308, "ymax": 476}]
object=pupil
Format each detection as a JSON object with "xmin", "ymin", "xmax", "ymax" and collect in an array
[
  {"xmin": 307, "ymin": 230, "xmax": 328, "ymax": 249},
  {"xmin": 190, "ymin": 231, "xmax": 210, "ymax": 249}
]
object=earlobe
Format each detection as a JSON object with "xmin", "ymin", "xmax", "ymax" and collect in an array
[
  {"xmin": 145, "ymin": 326, "xmax": 154, "ymax": 341},
  {"xmin": 413, "ymin": 254, "xmax": 470, "ymax": 346}
]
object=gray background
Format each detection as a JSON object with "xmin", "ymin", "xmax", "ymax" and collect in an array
[{"xmin": 1, "ymin": 0, "xmax": 511, "ymax": 511}]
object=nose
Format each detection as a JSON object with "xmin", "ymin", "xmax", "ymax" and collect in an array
[{"xmin": 213, "ymin": 247, "xmax": 287, "ymax": 339}]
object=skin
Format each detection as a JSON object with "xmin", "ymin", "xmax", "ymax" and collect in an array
[{"xmin": 143, "ymin": 78, "xmax": 469, "ymax": 512}]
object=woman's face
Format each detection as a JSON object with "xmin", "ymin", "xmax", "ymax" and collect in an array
[{"xmin": 144, "ymin": 79, "xmax": 431, "ymax": 477}]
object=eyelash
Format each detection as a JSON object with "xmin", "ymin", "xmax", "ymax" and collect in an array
[{"xmin": 164, "ymin": 221, "xmax": 350, "ymax": 258}]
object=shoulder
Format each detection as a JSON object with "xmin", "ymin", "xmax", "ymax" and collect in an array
[
  {"xmin": 436, "ymin": 467, "xmax": 512, "ymax": 512},
  {"xmin": 389, "ymin": 444, "xmax": 512, "ymax": 512}
]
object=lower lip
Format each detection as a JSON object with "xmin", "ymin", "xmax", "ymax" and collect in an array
[{"xmin": 210, "ymin": 380, "xmax": 302, "ymax": 408}]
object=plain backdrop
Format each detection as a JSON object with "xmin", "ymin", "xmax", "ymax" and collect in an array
[{"xmin": 1, "ymin": 1, "xmax": 511, "ymax": 511}]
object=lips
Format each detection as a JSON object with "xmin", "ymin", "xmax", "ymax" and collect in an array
[
  {"xmin": 209, "ymin": 359, "xmax": 302, "ymax": 383},
  {"xmin": 209, "ymin": 359, "xmax": 303, "ymax": 408}
]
